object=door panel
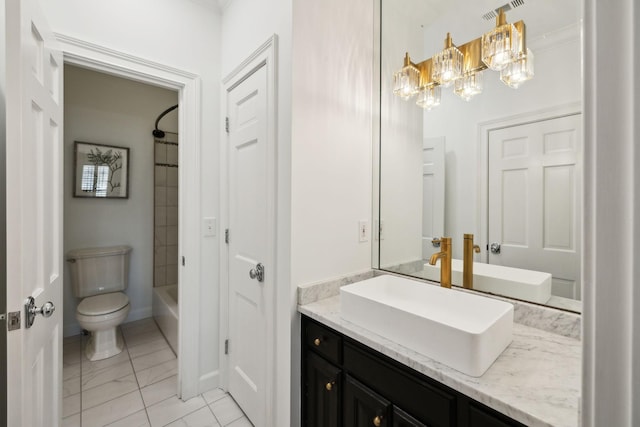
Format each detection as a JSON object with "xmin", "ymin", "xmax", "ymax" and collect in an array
[
  {"xmin": 227, "ymin": 64, "xmax": 269, "ymax": 426},
  {"xmin": 6, "ymin": 0, "xmax": 64, "ymax": 425},
  {"xmin": 488, "ymin": 114, "xmax": 582, "ymax": 299},
  {"xmin": 421, "ymin": 137, "xmax": 445, "ymax": 258}
]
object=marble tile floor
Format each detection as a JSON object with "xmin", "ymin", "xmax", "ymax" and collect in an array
[{"xmin": 63, "ymin": 318, "xmax": 253, "ymax": 427}]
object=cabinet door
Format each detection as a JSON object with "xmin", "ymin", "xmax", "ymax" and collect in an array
[
  {"xmin": 393, "ymin": 407, "xmax": 428, "ymax": 427},
  {"xmin": 304, "ymin": 351, "xmax": 342, "ymax": 427},
  {"xmin": 344, "ymin": 375, "xmax": 391, "ymax": 427}
]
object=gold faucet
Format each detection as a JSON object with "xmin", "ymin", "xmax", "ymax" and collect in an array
[
  {"xmin": 463, "ymin": 234, "xmax": 481, "ymax": 289},
  {"xmin": 429, "ymin": 237, "xmax": 452, "ymax": 288}
]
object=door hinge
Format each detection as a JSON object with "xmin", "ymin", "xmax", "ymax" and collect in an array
[
  {"xmin": 225, "ymin": 117, "xmax": 230, "ymax": 133},
  {"xmin": 225, "ymin": 229, "xmax": 229, "ymax": 244},
  {"xmin": 225, "ymin": 339, "xmax": 229, "ymax": 355},
  {"xmin": 182, "ymin": 256, "xmax": 186, "ymax": 266},
  {"xmin": 7, "ymin": 311, "xmax": 21, "ymax": 331}
]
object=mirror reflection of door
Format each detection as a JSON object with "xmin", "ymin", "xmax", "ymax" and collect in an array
[
  {"xmin": 487, "ymin": 114, "xmax": 582, "ymax": 299},
  {"xmin": 422, "ymin": 137, "xmax": 445, "ymax": 258}
]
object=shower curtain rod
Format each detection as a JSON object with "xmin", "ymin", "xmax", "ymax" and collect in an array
[{"xmin": 152, "ymin": 104, "xmax": 178, "ymax": 138}]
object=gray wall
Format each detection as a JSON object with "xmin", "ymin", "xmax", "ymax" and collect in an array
[{"xmin": 63, "ymin": 65, "xmax": 177, "ymax": 337}]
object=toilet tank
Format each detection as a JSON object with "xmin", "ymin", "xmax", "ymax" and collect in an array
[{"xmin": 67, "ymin": 246, "xmax": 132, "ymax": 298}]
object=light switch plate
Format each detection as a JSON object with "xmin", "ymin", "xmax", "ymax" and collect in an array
[
  {"xmin": 204, "ymin": 217, "xmax": 216, "ymax": 237},
  {"xmin": 359, "ymin": 220, "xmax": 369, "ymax": 242}
]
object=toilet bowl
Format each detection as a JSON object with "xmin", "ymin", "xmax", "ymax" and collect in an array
[
  {"xmin": 76, "ymin": 292, "xmax": 130, "ymax": 361},
  {"xmin": 67, "ymin": 245, "xmax": 133, "ymax": 361}
]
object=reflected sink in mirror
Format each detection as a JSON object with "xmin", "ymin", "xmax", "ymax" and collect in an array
[
  {"xmin": 340, "ymin": 275, "xmax": 513, "ymax": 377},
  {"xmin": 415, "ymin": 259, "xmax": 552, "ymax": 304}
]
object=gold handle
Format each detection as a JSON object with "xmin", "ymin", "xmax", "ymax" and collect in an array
[
  {"xmin": 314, "ymin": 338, "xmax": 321, "ymax": 346},
  {"xmin": 325, "ymin": 381, "xmax": 334, "ymax": 391},
  {"xmin": 373, "ymin": 415, "xmax": 382, "ymax": 427}
]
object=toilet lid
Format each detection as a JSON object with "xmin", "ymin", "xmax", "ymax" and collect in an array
[{"xmin": 77, "ymin": 292, "xmax": 129, "ymax": 316}]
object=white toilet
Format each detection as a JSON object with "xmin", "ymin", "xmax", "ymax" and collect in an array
[{"xmin": 67, "ymin": 245, "xmax": 132, "ymax": 361}]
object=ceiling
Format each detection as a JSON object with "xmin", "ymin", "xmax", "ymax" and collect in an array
[{"xmin": 406, "ymin": 0, "xmax": 581, "ymax": 43}]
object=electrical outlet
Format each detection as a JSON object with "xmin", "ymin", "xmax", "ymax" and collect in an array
[
  {"xmin": 203, "ymin": 217, "xmax": 216, "ymax": 237},
  {"xmin": 359, "ymin": 220, "xmax": 369, "ymax": 242}
]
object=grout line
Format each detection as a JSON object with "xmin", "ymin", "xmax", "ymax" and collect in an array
[
  {"xmin": 157, "ymin": 398, "xmax": 209, "ymax": 427},
  {"xmin": 70, "ymin": 320, "xmax": 222, "ymax": 427}
]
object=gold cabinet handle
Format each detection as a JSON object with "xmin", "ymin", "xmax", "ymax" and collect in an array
[
  {"xmin": 314, "ymin": 338, "xmax": 321, "ymax": 346},
  {"xmin": 325, "ymin": 381, "xmax": 335, "ymax": 391},
  {"xmin": 373, "ymin": 415, "xmax": 383, "ymax": 427}
]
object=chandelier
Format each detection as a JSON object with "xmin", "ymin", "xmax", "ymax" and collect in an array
[{"xmin": 393, "ymin": 9, "xmax": 534, "ymax": 110}]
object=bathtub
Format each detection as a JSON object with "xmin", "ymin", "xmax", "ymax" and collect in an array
[{"xmin": 152, "ymin": 285, "xmax": 178, "ymax": 354}]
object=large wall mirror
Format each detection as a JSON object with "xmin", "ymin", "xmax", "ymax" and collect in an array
[{"xmin": 377, "ymin": 0, "xmax": 583, "ymax": 312}]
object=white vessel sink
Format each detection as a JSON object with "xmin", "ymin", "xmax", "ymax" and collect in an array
[
  {"xmin": 340, "ymin": 275, "xmax": 513, "ymax": 377},
  {"xmin": 417, "ymin": 259, "xmax": 552, "ymax": 304}
]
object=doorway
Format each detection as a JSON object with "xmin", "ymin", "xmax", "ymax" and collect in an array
[{"xmin": 61, "ymin": 65, "xmax": 182, "ymax": 423}]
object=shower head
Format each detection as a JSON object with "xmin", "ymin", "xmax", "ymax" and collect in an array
[{"xmin": 152, "ymin": 129, "xmax": 166, "ymax": 138}]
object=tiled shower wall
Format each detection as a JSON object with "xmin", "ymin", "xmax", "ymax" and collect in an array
[{"xmin": 154, "ymin": 132, "xmax": 179, "ymax": 287}]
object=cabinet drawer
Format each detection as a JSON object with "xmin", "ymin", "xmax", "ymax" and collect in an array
[
  {"xmin": 467, "ymin": 402, "xmax": 527, "ymax": 427},
  {"xmin": 344, "ymin": 340, "xmax": 455, "ymax": 427},
  {"xmin": 304, "ymin": 317, "xmax": 342, "ymax": 364}
]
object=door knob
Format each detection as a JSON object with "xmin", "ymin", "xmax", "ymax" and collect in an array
[
  {"xmin": 373, "ymin": 415, "xmax": 383, "ymax": 427},
  {"xmin": 25, "ymin": 296, "xmax": 55, "ymax": 329},
  {"xmin": 490, "ymin": 242, "xmax": 501, "ymax": 254},
  {"xmin": 249, "ymin": 263, "xmax": 264, "ymax": 282}
]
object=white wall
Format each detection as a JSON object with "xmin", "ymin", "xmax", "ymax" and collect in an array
[
  {"xmin": 220, "ymin": 0, "xmax": 293, "ymax": 424},
  {"xmin": 63, "ymin": 65, "xmax": 178, "ymax": 336},
  {"xmin": 291, "ymin": 0, "xmax": 373, "ymax": 302},
  {"xmin": 40, "ymin": 0, "xmax": 222, "ymax": 394},
  {"xmin": 290, "ymin": 0, "xmax": 374, "ymax": 424}
]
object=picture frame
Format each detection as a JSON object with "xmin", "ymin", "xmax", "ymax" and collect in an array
[{"xmin": 73, "ymin": 141, "xmax": 130, "ymax": 198}]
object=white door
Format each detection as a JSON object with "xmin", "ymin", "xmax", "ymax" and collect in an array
[
  {"xmin": 421, "ymin": 137, "xmax": 445, "ymax": 258},
  {"xmin": 226, "ymin": 63, "xmax": 271, "ymax": 426},
  {"xmin": 488, "ymin": 114, "xmax": 582, "ymax": 299},
  {"xmin": 6, "ymin": 0, "xmax": 64, "ymax": 425}
]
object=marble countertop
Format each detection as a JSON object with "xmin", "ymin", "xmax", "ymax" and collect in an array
[{"xmin": 299, "ymin": 295, "xmax": 581, "ymax": 427}]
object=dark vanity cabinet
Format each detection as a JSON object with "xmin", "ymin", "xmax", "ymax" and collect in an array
[{"xmin": 302, "ymin": 315, "xmax": 526, "ymax": 427}]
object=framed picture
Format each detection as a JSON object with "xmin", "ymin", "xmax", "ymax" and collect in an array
[{"xmin": 74, "ymin": 141, "xmax": 129, "ymax": 198}]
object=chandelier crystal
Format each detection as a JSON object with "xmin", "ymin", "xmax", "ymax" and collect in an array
[
  {"xmin": 500, "ymin": 48, "xmax": 534, "ymax": 88},
  {"xmin": 481, "ymin": 9, "xmax": 521, "ymax": 71},
  {"xmin": 393, "ymin": 53, "xmax": 421, "ymax": 100},
  {"xmin": 432, "ymin": 33, "xmax": 463, "ymax": 87},
  {"xmin": 416, "ymin": 85, "xmax": 442, "ymax": 110},
  {"xmin": 454, "ymin": 72, "xmax": 483, "ymax": 101}
]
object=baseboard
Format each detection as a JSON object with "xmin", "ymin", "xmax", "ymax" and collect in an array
[
  {"xmin": 125, "ymin": 306, "xmax": 153, "ymax": 324},
  {"xmin": 64, "ymin": 322, "xmax": 82, "ymax": 338},
  {"xmin": 198, "ymin": 370, "xmax": 220, "ymax": 395}
]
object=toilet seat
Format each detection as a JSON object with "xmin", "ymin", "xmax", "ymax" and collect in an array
[{"xmin": 77, "ymin": 292, "xmax": 129, "ymax": 316}]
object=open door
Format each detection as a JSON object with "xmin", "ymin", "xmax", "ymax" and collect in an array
[{"xmin": 5, "ymin": 0, "xmax": 64, "ymax": 425}]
